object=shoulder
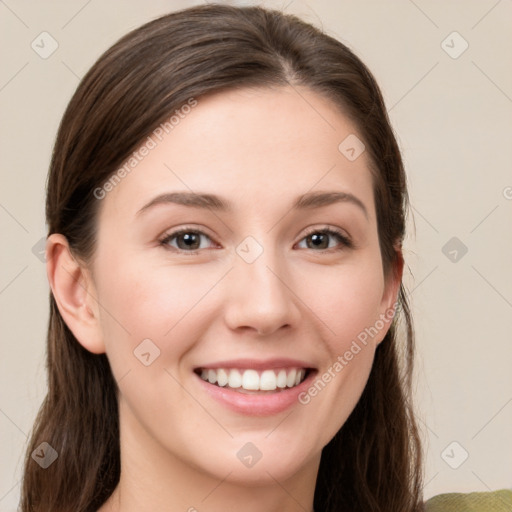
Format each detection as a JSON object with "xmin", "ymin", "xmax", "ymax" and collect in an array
[{"xmin": 424, "ymin": 489, "xmax": 512, "ymax": 511}]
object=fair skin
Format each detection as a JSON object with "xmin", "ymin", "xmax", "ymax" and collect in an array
[{"xmin": 47, "ymin": 85, "xmax": 402, "ymax": 512}]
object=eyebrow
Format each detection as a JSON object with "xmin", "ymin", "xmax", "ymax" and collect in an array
[{"xmin": 136, "ymin": 190, "xmax": 368, "ymax": 219}]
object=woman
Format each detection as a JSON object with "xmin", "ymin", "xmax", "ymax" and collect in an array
[{"xmin": 21, "ymin": 4, "xmax": 423, "ymax": 511}]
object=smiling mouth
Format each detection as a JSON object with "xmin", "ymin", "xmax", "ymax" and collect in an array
[{"xmin": 194, "ymin": 367, "xmax": 313, "ymax": 394}]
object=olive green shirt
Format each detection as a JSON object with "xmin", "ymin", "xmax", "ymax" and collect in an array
[{"xmin": 424, "ymin": 489, "xmax": 512, "ymax": 511}]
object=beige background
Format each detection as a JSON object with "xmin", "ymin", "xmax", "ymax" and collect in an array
[{"xmin": 1, "ymin": 0, "xmax": 511, "ymax": 509}]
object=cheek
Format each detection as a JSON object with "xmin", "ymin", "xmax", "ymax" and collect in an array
[
  {"xmin": 298, "ymin": 256, "xmax": 386, "ymax": 349},
  {"xmin": 92, "ymin": 252, "xmax": 223, "ymax": 366},
  {"xmin": 297, "ymin": 259, "xmax": 384, "ymax": 434}
]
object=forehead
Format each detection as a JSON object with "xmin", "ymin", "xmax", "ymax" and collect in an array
[{"xmin": 100, "ymin": 85, "xmax": 375, "ymax": 221}]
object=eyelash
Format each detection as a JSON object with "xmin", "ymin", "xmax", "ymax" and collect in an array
[{"xmin": 158, "ymin": 225, "xmax": 353, "ymax": 255}]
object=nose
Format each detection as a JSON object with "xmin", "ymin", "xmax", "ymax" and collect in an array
[{"xmin": 223, "ymin": 243, "xmax": 301, "ymax": 337}]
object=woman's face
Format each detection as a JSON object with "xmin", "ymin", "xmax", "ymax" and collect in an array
[{"xmin": 85, "ymin": 85, "xmax": 400, "ymax": 486}]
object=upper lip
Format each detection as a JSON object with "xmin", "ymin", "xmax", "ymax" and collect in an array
[{"xmin": 194, "ymin": 358, "xmax": 316, "ymax": 371}]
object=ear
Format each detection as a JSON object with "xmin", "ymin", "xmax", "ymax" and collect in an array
[
  {"xmin": 46, "ymin": 233, "xmax": 106, "ymax": 354},
  {"xmin": 375, "ymin": 246, "xmax": 404, "ymax": 345}
]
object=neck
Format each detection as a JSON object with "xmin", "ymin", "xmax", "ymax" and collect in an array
[{"xmin": 98, "ymin": 400, "xmax": 318, "ymax": 512}]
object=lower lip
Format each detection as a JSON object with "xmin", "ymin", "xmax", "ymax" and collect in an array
[{"xmin": 193, "ymin": 370, "xmax": 317, "ymax": 416}]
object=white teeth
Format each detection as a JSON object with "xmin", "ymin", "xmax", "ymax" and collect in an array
[
  {"xmin": 286, "ymin": 368, "xmax": 297, "ymax": 388},
  {"xmin": 198, "ymin": 367, "xmax": 307, "ymax": 391},
  {"xmin": 228, "ymin": 369, "xmax": 242, "ymax": 388},
  {"xmin": 216, "ymin": 368, "xmax": 229, "ymax": 387},
  {"xmin": 242, "ymin": 369, "xmax": 259, "ymax": 390},
  {"xmin": 260, "ymin": 370, "xmax": 277, "ymax": 390},
  {"xmin": 276, "ymin": 369, "xmax": 287, "ymax": 388}
]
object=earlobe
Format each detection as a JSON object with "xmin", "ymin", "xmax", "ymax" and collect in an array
[{"xmin": 46, "ymin": 233, "xmax": 106, "ymax": 354}]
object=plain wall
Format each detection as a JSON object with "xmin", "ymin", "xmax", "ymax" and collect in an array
[{"xmin": 1, "ymin": 0, "xmax": 511, "ymax": 509}]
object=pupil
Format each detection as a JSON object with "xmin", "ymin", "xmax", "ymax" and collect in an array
[
  {"xmin": 310, "ymin": 233, "xmax": 327, "ymax": 249},
  {"xmin": 180, "ymin": 233, "xmax": 199, "ymax": 250}
]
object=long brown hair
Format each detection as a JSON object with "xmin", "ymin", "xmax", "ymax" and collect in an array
[{"xmin": 20, "ymin": 4, "xmax": 423, "ymax": 511}]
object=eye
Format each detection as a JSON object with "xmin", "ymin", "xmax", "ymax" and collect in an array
[
  {"xmin": 296, "ymin": 226, "xmax": 353, "ymax": 252},
  {"xmin": 159, "ymin": 227, "xmax": 216, "ymax": 254},
  {"xmin": 159, "ymin": 225, "xmax": 353, "ymax": 255}
]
